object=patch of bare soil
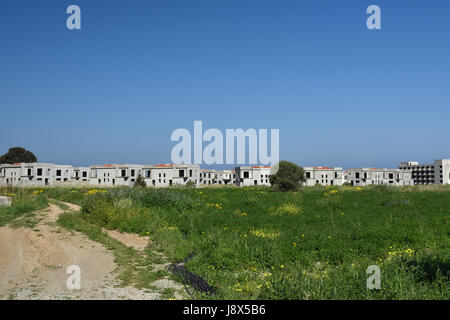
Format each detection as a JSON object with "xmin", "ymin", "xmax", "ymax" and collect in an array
[
  {"xmin": 103, "ymin": 229, "xmax": 150, "ymax": 251},
  {"xmin": 0, "ymin": 202, "xmax": 183, "ymax": 300}
]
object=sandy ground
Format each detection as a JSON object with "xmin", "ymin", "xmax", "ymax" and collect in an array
[{"xmin": 0, "ymin": 202, "xmax": 183, "ymax": 300}]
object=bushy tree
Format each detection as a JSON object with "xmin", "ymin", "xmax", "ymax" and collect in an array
[
  {"xmin": 269, "ymin": 161, "xmax": 306, "ymax": 192},
  {"xmin": 133, "ymin": 173, "xmax": 147, "ymax": 188},
  {"xmin": 0, "ymin": 147, "xmax": 37, "ymax": 164}
]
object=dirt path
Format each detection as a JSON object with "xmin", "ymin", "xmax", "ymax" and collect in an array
[{"xmin": 0, "ymin": 202, "xmax": 183, "ymax": 300}]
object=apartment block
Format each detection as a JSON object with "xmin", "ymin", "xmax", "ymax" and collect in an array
[
  {"xmin": 303, "ymin": 166, "xmax": 344, "ymax": 186},
  {"xmin": 346, "ymin": 168, "xmax": 413, "ymax": 186},
  {"xmin": 235, "ymin": 166, "xmax": 271, "ymax": 187},
  {"xmin": 399, "ymin": 159, "xmax": 450, "ymax": 185}
]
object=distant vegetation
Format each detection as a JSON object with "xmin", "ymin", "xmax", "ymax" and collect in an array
[{"xmin": 0, "ymin": 147, "xmax": 37, "ymax": 164}]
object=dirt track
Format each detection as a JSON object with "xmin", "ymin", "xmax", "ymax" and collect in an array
[{"xmin": 0, "ymin": 202, "xmax": 182, "ymax": 300}]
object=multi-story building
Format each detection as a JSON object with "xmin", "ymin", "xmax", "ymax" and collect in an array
[
  {"xmin": 200, "ymin": 169, "xmax": 217, "ymax": 186},
  {"xmin": 235, "ymin": 166, "xmax": 271, "ymax": 187},
  {"xmin": 199, "ymin": 169, "xmax": 235, "ymax": 186},
  {"xmin": 90, "ymin": 164, "xmax": 145, "ymax": 187},
  {"xmin": 0, "ymin": 163, "xmax": 71, "ymax": 187},
  {"xmin": 346, "ymin": 168, "xmax": 413, "ymax": 186},
  {"xmin": 303, "ymin": 166, "xmax": 344, "ymax": 186},
  {"xmin": 218, "ymin": 169, "xmax": 235, "ymax": 185},
  {"xmin": 399, "ymin": 159, "xmax": 450, "ymax": 185},
  {"xmin": 143, "ymin": 164, "xmax": 200, "ymax": 187},
  {"xmin": 72, "ymin": 167, "xmax": 90, "ymax": 183}
]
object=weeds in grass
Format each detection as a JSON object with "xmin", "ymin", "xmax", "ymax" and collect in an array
[{"xmin": 28, "ymin": 185, "xmax": 450, "ymax": 299}]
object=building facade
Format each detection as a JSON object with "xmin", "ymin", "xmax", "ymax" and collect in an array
[
  {"xmin": 235, "ymin": 166, "xmax": 271, "ymax": 187},
  {"xmin": 0, "ymin": 163, "xmax": 70, "ymax": 187},
  {"xmin": 346, "ymin": 168, "xmax": 413, "ymax": 186},
  {"xmin": 90, "ymin": 164, "xmax": 145, "ymax": 187},
  {"xmin": 303, "ymin": 166, "xmax": 344, "ymax": 186},
  {"xmin": 143, "ymin": 164, "xmax": 200, "ymax": 187},
  {"xmin": 399, "ymin": 159, "xmax": 450, "ymax": 185}
]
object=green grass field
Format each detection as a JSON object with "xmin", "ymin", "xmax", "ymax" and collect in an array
[
  {"xmin": 3, "ymin": 185, "xmax": 449, "ymax": 299},
  {"xmin": 0, "ymin": 188, "xmax": 48, "ymax": 227}
]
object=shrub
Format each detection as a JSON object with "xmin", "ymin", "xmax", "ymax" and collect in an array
[
  {"xmin": 269, "ymin": 161, "xmax": 305, "ymax": 192},
  {"xmin": 133, "ymin": 173, "xmax": 147, "ymax": 188}
]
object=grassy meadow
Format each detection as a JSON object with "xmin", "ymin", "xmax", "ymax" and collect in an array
[
  {"xmin": 0, "ymin": 188, "xmax": 48, "ymax": 227},
  {"xmin": 1, "ymin": 185, "xmax": 449, "ymax": 299}
]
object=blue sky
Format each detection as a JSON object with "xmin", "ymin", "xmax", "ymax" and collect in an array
[{"xmin": 1, "ymin": 0, "xmax": 449, "ymax": 168}]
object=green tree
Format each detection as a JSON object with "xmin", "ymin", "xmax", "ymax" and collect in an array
[
  {"xmin": 269, "ymin": 161, "xmax": 306, "ymax": 192},
  {"xmin": 0, "ymin": 147, "xmax": 37, "ymax": 164},
  {"xmin": 133, "ymin": 173, "xmax": 147, "ymax": 188}
]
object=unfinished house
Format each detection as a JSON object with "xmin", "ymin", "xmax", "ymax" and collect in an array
[
  {"xmin": 218, "ymin": 169, "xmax": 235, "ymax": 185},
  {"xmin": 346, "ymin": 168, "xmax": 413, "ymax": 186},
  {"xmin": 90, "ymin": 164, "xmax": 145, "ymax": 187},
  {"xmin": 200, "ymin": 169, "xmax": 217, "ymax": 186},
  {"xmin": 235, "ymin": 166, "xmax": 271, "ymax": 187},
  {"xmin": 52, "ymin": 164, "xmax": 73, "ymax": 183},
  {"xmin": 0, "ymin": 163, "xmax": 68, "ymax": 187},
  {"xmin": 142, "ymin": 164, "xmax": 200, "ymax": 187},
  {"xmin": 303, "ymin": 166, "xmax": 344, "ymax": 186},
  {"xmin": 72, "ymin": 167, "xmax": 90, "ymax": 183}
]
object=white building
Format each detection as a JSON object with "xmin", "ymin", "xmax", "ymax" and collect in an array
[
  {"xmin": 72, "ymin": 167, "xmax": 90, "ymax": 183},
  {"xmin": 90, "ymin": 164, "xmax": 145, "ymax": 187},
  {"xmin": 346, "ymin": 168, "xmax": 413, "ymax": 186},
  {"xmin": 218, "ymin": 169, "xmax": 235, "ymax": 185},
  {"xmin": 235, "ymin": 166, "xmax": 271, "ymax": 187},
  {"xmin": 303, "ymin": 166, "xmax": 344, "ymax": 186},
  {"xmin": 199, "ymin": 169, "xmax": 217, "ymax": 186},
  {"xmin": 0, "ymin": 163, "xmax": 71, "ymax": 187},
  {"xmin": 399, "ymin": 159, "xmax": 450, "ymax": 185},
  {"xmin": 142, "ymin": 164, "xmax": 200, "ymax": 187}
]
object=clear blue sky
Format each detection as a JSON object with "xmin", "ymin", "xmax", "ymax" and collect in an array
[{"xmin": 1, "ymin": 0, "xmax": 449, "ymax": 168}]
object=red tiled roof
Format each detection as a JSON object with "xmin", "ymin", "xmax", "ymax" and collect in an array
[
  {"xmin": 252, "ymin": 166, "xmax": 271, "ymax": 169},
  {"xmin": 314, "ymin": 166, "xmax": 333, "ymax": 170},
  {"xmin": 102, "ymin": 164, "xmax": 115, "ymax": 167},
  {"xmin": 154, "ymin": 164, "xmax": 173, "ymax": 167}
]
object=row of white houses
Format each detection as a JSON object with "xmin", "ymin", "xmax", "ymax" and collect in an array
[{"xmin": 1, "ymin": 160, "xmax": 448, "ymax": 188}]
